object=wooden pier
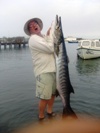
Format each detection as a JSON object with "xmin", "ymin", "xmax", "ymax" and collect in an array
[
  {"xmin": 0, "ymin": 42, "xmax": 28, "ymax": 50},
  {"xmin": 0, "ymin": 36, "xmax": 29, "ymax": 50}
]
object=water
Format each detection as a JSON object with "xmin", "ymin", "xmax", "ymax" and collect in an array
[{"xmin": 0, "ymin": 43, "xmax": 100, "ymax": 133}]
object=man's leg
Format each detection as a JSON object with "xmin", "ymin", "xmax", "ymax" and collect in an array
[
  {"xmin": 47, "ymin": 95, "xmax": 55, "ymax": 113},
  {"xmin": 46, "ymin": 73, "xmax": 56, "ymax": 114},
  {"xmin": 39, "ymin": 99, "xmax": 48, "ymax": 119},
  {"xmin": 37, "ymin": 73, "xmax": 56, "ymax": 119},
  {"xmin": 39, "ymin": 95, "xmax": 55, "ymax": 119}
]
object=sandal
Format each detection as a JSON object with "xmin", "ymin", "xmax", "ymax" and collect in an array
[{"xmin": 47, "ymin": 112, "xmax": 56, "ymax": 118}]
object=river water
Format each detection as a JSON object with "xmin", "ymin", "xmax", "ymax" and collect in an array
[{"xmin": 0, "ymin": 43, "xmax": 100, "ymax": 133}]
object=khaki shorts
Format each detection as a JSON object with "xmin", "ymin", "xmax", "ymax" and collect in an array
[{"xmin": 36, "ymin": 72, "xmax": 56, "ymax": 100}]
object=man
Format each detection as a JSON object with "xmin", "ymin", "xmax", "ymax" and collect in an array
[{"xmin": 24, "ymin": 18, "xmax": 56, "ymax": 121}]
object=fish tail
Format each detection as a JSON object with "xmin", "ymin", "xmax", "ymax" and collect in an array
[{"xmin": 62, "ymin": 107, "xmax": 77, "ymax": 119}]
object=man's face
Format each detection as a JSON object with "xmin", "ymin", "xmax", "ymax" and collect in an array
[{"xmin": 28, "ymin": 21, "xmax": 41, "ymax": 35}]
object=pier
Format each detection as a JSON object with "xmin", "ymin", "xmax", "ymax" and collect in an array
[
  {"xmin": 0, "ymin": 36, "xmax": 28, "ymax": 50},
  {"xmin": 0, "ymin": 42, "xmax": 27, "ymax": 50}
]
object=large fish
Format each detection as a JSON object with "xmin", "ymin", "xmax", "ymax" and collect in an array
[{"xmin": 50, "ymin": 15, "xmax": 77, "ymax": 118}]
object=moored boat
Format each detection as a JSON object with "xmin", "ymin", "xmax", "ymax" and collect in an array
[
  {"xmin": 77, "ymin": 40, "xmax": 100, "ymax": 59},
  {"xmin": 68, "ymin": 40, "xmax": 78, "ymax": 43}
]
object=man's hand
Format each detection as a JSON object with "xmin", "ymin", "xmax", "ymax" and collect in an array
[{"xmin": 46, "ymin": 27, "xmax": 51, "ymax": 36}]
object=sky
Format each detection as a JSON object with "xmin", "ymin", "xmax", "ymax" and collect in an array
[{"xmin": 0, "ymin": 0, "xmax": 100, "ymax": 39}]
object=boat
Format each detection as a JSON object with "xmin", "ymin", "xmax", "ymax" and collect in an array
[
  {"xmin": 68, "ymin": 40, "xmax": 78, "ymax": 43},
  {"xmin": 77, "ymin": 40, "xmax": 100, "ymax": 59},
  {"xmin": 65, "ymin": 36, "xmax": 78, "ymax": 43}
]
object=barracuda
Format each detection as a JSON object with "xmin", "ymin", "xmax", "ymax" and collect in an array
[{"xmin": 52, "ymin": 15, "xmax": 77, "ymax": 118}]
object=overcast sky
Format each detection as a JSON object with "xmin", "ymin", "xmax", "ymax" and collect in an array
[{"xmin": 0, "ymin": 0, "xmax": 100, "ymax": 39}]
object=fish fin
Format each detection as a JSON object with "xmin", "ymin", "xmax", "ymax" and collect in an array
[
  {"xmin": 63, "ymin": 107, "xmax": 77, "ymax": 119},
  {"xmin": 55, "ymin": 89, "xmax": 59, "ymax": 97},
  {"xmin": 69, "ymin": 84, "xmax": 74, "ymax": 94}
]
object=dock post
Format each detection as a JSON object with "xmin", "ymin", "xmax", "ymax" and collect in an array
[
  {"xmin": 23, "ymin": 43, "xmax": 26, "ymax": 47},
  {"xmin": 4, "ymin": 44, "xmax": 7, "ymax": 49},
  {"xmin": 0, "ymin": 42, "xmax": 1, "ymax": 50},
  {"xmin": 14, "ymin": 44, "xmax": 16, "ymax": 49},
  {"xmin": 18, "ymin": 44, "xmax": 21, "ymax": 48},
  {"xmin": 9, "ymin": 44, "xmax": 12, "ymax": 49}
]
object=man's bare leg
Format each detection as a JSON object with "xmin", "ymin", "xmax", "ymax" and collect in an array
[
  {"xmin": 39, "ymin": 96, "xmax": 55, "ymax": 119},
  {"xmin": 38, "ymin": 99, "xmax": 48, "ymax": 119},
  {"xmin": 47, "ymin": 95, "xmax": 55, "ymax": 113}
]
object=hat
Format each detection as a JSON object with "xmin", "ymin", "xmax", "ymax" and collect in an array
[{"xmin": 24, "ymin": 18, "xmax": 43, "ymax": 36}]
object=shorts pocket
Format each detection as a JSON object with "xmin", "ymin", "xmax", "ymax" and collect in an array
[{"xmin": 36, "ymin": 81, "xmax": 45, "ymax": 98}]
